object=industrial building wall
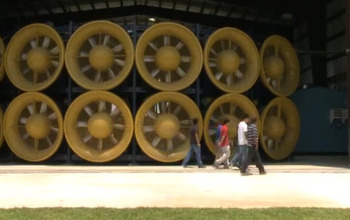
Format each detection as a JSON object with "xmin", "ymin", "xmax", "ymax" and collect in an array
[{"xmin": 290, "ymin": 0, "xmax": 348, "ymax": 154}]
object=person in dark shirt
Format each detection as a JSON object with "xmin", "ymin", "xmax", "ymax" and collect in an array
[
  {"xmin": 182, "ymin": 118, "xmax": 205, "ymax": 168},
  {"xmin": 240, "ymin": 117, "xmax": 266, "ymax": 175}
]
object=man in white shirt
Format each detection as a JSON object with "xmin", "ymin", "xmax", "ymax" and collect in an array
[{"xmin": 230, "ymin": 115, "xmax": 250, "ymax": 168}]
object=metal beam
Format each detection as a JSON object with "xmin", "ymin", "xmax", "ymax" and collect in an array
[
  {"xmin": 89, "ymin": 0, "xmax": 96, "ymax": 10},
  {"xmin": 213, "ymin": 2, "xmax": 221, "ymax": 16},
  {"xmin": 226, "ymin": 5, "xmax": 235, "ymax": 17},
  {"xmin": 73, "ymin": 0, "xmax": 81, "ymax": 11},
  {"xmin": 0, "ymin": 5, "xmax": 292, "ymax": 33},
  {"xmin": 43, "ymin": 1, "xmax": 54, "ymax": 15},
  {"xmin": 105, "ymin": 0, "xmax": 110, "ymax": 9},
  {"xmin": 200, "ymin": 1, "xmax": 207, "ymax": 14},
  {"xmin": 56, "ymin": 0, "xmax": 68, "ymax": 13},
  {"xmin": 186, "ymin": 0, "xmax": 191, "ymax": 11}
]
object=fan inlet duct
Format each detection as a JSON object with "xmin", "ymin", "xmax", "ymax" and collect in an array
[
  {"xmin": 4, "ymin": 92, "xmax": 64, "ymax": 162},
  {"xmin": 203, "ymin": 28, "xmax": 260, "ymax": 93},
  {"xmin": 135, "ymin": 22, "xmax": 203, "ymax": 91},
  {"xmin": 65, "ymin": 21, "xmax": 134, "ymax": 90},
  {"xmin": 260, "ymin": 97, "xmax": 300, "ymax": 160},
  {"xmin": 260, "ymin": 35, "xmax": 300, "ymax": 97},
  {"xmin": 135, "ymin": 92, "xmax": 202, "ymax": 162},
  {"xmin": 0, "ymin": 37, "xmax": 5, "ymax": 82},
  {"xmin": 64, "ymin": 91, "xmax": 133, "ymax": 163},
  {"xmin": 204, "ymin": 93, "xmax": 260, "ymax": 155},
  {"xmin": 5, "ymin": 24, "xmax": 65, "ymax": 91}
]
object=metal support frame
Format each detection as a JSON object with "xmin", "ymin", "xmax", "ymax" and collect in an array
[{"xmin": 130, "ymin": 21, "xmax": 138, "ymax": 165}]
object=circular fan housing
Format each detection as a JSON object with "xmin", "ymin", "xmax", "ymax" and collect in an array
[
  {"xmin": 203, "ymin": 93, "xmax": 260, "ymax": 155},
  {"xmin": 65, "ymin": 21, "xmax": 134, "ymax": 90},
  {"xmin": 135, "ymin": 92, "xmax": 202, "ymax": 162},
  {"xmin": 204, "ymin": 28, "xmax": 260, "ymax": 93},
  {"xmin": 4, "ymin": 92, "xmax": 64, "ymax": 162},
  {"xmin": 260, "ymin": 35, "xmax": 300, "ymax": 97},
  {"xmin": 135, "ymin": 22, "xmax": 203, "ymax": 91},
  {"xmin": 0, "ymin": 37, "xmax": 5, "ymax": 82},
  {"xmin": 260, "ymin": 97, "xmax": 300, "ymax": 160},
  {"xmin": 5, "ymin": 24, "xmax": 65, "ymax": 91},
  {"xmin": 64, "ymin": 91, "xmax": 133, "ymax": 162}
]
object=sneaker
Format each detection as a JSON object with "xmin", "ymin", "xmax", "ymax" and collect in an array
[
  {"xmin": 223, "ymin": 165, "xmax": 230, "ymax": 169},
  {"xmin": 198, "ymin": 165, "xmax": 206, "ymax": 168},
  {"xmin": 259, "ymin": 171, "xmax": 266, "ymax": 175},
  {"xmin": 241, "ymin": 172, "xmax": 253, "ymax": 176},
  {"xmin": 182, "ymin": 165, "xmax": 187, "ymax": 168}
]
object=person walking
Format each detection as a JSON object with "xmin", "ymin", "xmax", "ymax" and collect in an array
[
  {"xmin": 182, "ymin": 118, "xmax": 206, "ymax": 168},
  {"xmin": 214, "ymin": 119, "xmax": 223, "ymax": 160},
  {"xmin": 240, "ymin": 117, "xmax": 266, "ymax": 175},
  {"xmin": 213, "ymin": 118, "xmax": 230, "ymax": 168},
  {"xmin": 230, "ymin": 115, "xmax": 250, "ymax": 168}
]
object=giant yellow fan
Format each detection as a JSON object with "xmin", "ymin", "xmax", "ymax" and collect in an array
[
  {"xmin": 204, "ymin": 27, "xmax": 260, "ymax": 93},
  {"xmin": 64, "ymin": 91, "xmax": 133, "ymax": 162},
  {"xmin": 65, "ymin": 21, "xmax": 134, "ymax": 90},
  {"xmin": 135, "ymin": 22, "xmax": 203, "ymax": 91},
  {"xmin": 260, "ymin": 35, "xmax": 300, "ymax": 97},
  {"xmin": 260, "ymin": 97, "xmax": 300, "ymax": 160},
  {"xmin": 135, "ymin": 92, "xmax": 202, "ymax": 162},
  {"xmin": 203, "ymin": 93, "xmax": 260, "ymax": 155},
  {"xmin": 5, "ymin": 24, "xmax": 65, "ymax": 91},
  {"xmin": 4, "ymin": 92, "xmax": 64, "ymax": 162}
]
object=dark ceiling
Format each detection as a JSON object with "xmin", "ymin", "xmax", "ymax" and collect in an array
[{"xmin": 0, "ymin": 0, "xmax": 327, "ymax": 32}]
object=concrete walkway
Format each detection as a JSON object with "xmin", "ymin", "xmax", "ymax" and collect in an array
[{"xmin": 0, "ymin": 157, "xmax": 349, "ymax": 209}]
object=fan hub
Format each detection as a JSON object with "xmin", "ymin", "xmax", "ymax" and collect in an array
[
  {"xmin": 217, "ymin": 50, "xmax": 240, "ymax": 74},
  {"xmin": 89, "ymin": 45, "xmax": 114, "ymax": 71},
  {"xmin": 88, "ymin": 113, "xmax": 113, "ymax": 138},
  {"xmin": 27, "ymin": 48, "xmax": 51, "ymax": 72},
  {"xmin": 264, "ymin": 56, "xmax": 285, "ymax": 79},
  {"xmin": 265, "ymin": 116, "xmax": 286, "ymax": 139},
  {"xmin": 154, "ymin": 114, "xmax": 180, "ymax": 139},
  {"xmin": 155, "ymin": 46, "xmax": 181, "ymax": 71},
  {"xmin": 25, "ymin": 114, "xmax": 51, "ymax": 138}
]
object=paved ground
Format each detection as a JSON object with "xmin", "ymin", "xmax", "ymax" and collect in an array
[{"xmin": 0, "ymin": 156, "xmax": 349, "ymax": 209}]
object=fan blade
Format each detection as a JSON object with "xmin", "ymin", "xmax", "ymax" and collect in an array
[
  {"xmin": 112, "ymin": 44, "xmax": 123, "ymax": 53},
  {"xmin": 42, "ymin": 37, "xmax": 50, "ymax": 48},
  {"xmin": 151, "ymin": 136, "xmax": 161, "ymax": 147},
  {"xmin": 77, "ymin": 121, "xmax": 88, "ymax": 127},
  {"xmin": 175, "ymin": 41, "xmax": 184, "ymax": 50},
  {"xmin": 88, "ymin": 37, "xmax": 97, "ymax": 47},
  {"xmin": 110, "ymin": 105, "xmax": 120, "ymax": 117},
  {"xmin": 143, "ymin": 126, "xmax": 154, "ymax": 132},
  {"xmin": 103, "ymin": 35, "xmax": 110, "ymax": 45},
  {"xmin": 215, "ymin": 72, "xmax": 223, "ymax": 80},
  {"xmin": 39, "ymin": 102, "xmax": 47, "ymax": 113}
]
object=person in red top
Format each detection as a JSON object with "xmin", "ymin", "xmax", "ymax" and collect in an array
[{"xmin": 213, "ymin": 119, "xmax": 230, "ymax": 168}]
